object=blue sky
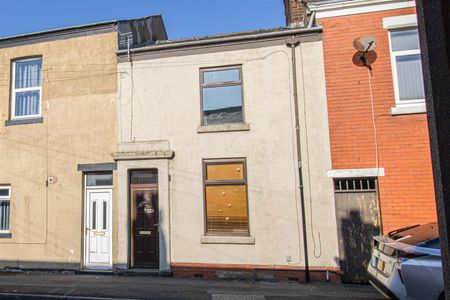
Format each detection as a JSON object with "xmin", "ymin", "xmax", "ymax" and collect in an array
[{"xmin": 0, "ymin": 0, "xmax": 286, "ymax": 40}]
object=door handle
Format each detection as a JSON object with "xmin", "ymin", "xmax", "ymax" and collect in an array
[{"xmin": 153, "ymin": 223, "xmax": 159, "ymax": 226}]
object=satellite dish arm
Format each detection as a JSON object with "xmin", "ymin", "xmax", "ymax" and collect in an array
[{"xmin": 364, "ymin": 41, "xmax": 374, "ymax": 53}]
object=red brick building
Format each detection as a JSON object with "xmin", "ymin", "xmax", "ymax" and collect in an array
[{"xmin": 300, "ymin": 0, "xmax": 437, "ymax": 233}]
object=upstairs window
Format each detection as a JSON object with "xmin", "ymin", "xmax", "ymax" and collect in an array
[
  {"xmin": 0, "ymin": 186, "xmax": 10, "ymax": 232},
  {"xmin": 203, "ymin": 159, "xmax": 249, "ymax": 236},
  {"xmin": 388, "ymin": 28, "xmax": 424, "ymax": 105},
  {"xmin": 200, "ymin": 66, "xmax": 244, "ymax": 125},
  {"xmin": 11, "ymin": 58, "xmax": 42, "ymax": 119}
]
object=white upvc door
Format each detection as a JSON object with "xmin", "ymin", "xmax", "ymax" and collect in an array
[{"xmin": 85, "ymin": 189, "xmax": 112, "ymax": 269}]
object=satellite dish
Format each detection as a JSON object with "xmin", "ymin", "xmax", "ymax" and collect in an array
[{"xmin": 353, "ymin": 36, "xmax": 377, "ymax": 52}]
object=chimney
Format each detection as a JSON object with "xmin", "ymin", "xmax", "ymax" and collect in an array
[{"xmin": 284, "ymin": 0, "xmax": 307, "ymax": 28}]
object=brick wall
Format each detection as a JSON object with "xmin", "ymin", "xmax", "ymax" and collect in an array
[
  {"xmin": 318, "ymin": 8, "xmax": 437, "ymax": 233},
  {"xmin": 284, "ymin": 0, "xmax": 307, "ymax": 27},
  {"xmin": 171, "ymin": 263, "xmax": 341, "ymax": 282}
]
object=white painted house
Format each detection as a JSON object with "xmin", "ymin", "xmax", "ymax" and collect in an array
[{"xmin": 113, "ymin": 26, "xmax": 340, "ymax": 281}]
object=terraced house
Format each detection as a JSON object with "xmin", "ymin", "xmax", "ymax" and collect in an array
[
  {"xmin": 0, "ymin": 0, "xmax": 436, "ymax": 285},
  {"xmin": 113, "ymin": 5, "xmax": 340, "ymax": 280},
  {"xmin": 0, "ymin": 16, "xmax": 167, "ymax": 270},
  {"xmin": 303, "ymin": 0, "xmax": 437, "ymax": 283},
  {"xmin": 0, "ymin": 1, "xmax": 344, "ymax": 281}
]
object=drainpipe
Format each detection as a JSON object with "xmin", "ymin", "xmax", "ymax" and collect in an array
[
  {"xmin": 286, "ymin": 37, "xmax": 310, "ymax": 283},
  {"xmin": 307, "ymin": 11, "xmax": 316, "ymax": 28}
]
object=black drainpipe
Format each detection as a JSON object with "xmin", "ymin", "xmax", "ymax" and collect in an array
[{"xmin": 286, "ymin": 37, "xmax": 310, "ymax": 283}]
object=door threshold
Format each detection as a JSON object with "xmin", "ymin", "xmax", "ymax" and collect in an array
[
  {"xmin": 75, "ymin": 269, "xmax": 114, "ymax": 276},
  {"xmin": 116, "ymin": 268, "xmax": 160, "ymax": 277}
]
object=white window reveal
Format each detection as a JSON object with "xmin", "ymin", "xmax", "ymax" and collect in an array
[
  {"xmin": 11, "ymin": 58, "xmax": 43, "ymax": 119},
  {"xmin": 384, "ymin": 14, "xmax": 426, "ymax": 115},
  {"xmin": 0, "ymin": 186, "xmax": 11, "ymax": 232},
  {"xmin": 389, "ymin": 28, "xmax": 424, "ymax": 104}
]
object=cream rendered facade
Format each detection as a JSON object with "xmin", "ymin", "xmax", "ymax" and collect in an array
[
  {"xmin": 0, "ymin": 28, "xmax": 118, "ymax": 269},
  {"xmin": 115, "ymin": 29, "xmax": 339, "ymax": 276}
]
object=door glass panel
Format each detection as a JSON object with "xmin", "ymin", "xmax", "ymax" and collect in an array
[
  {"xmin": 0, "ymin": 188, "xmax": 9, "ymax": 197},
  {"xmin": 130, "ymin": 169, "xmax": 158, "ymax": 184},
  {"xmin": 92, "ymin": 201, "xmax": 96, "ymax": 230},
  {"xmin": 86, "ymin": 172, "xmax": 113, "ymax": 186},
  {"xmin": 103, "ymin": 201, "xmax": 107, "ymax": 230},
  {"xmin": 0, "ymin": 201, "xmax": 10, "ymax": 231}
]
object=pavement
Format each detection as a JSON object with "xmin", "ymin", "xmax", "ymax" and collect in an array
[{"xmin": 0, "ymin": 271, "xmax": 384, "ymax": 300}]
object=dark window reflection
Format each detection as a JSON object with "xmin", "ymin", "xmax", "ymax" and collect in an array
[{"xmin": 130, "ymin": 169, "xmax": 158, "ymax": 184}]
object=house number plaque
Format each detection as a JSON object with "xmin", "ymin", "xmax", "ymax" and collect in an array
[{"xmin": 144, "ymin": 208, "xmax": 155, "ymax": 214}]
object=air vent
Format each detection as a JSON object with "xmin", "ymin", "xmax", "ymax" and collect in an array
[{"xmin": 334, "ymin": 178, "xmax": 376, "ymax": 192}]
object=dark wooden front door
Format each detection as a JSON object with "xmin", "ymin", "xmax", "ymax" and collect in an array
[
  {"xmin": 334, "ymin": 178, "xmax": 381, "ymax": 284},
  {"xmin": 131, "ymin": 187, "xmax": 159, "ymax": 268}
]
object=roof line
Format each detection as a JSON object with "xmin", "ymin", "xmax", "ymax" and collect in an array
[
  {"xmin": 307, "ymin": 0, "xmax": 412, "ymax": 10},
  {"xmin": 117, "ymin": 26, "xmax": 322, "ymax": 55},
  {"xmin": 0, "ymin": 20, "xmax": 118, "ymax": 43}
]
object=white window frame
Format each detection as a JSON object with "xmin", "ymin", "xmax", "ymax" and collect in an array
[
  {"xmin": 11, "ymin": 57, "xmax": 43, "ymax": 120},
  {"xmin": 0, "ymin": 186, "xmax": 11, "ymax": 233},
  {"xmin": 384, "ymin": 14, "xmax": 424, "ymax": 108},
  {"xmin": 388, "ymin": 29, "xmax": 424, "ymax": 106}
]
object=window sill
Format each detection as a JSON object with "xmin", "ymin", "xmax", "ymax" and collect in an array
[
  {"xmin": 5, "ymin": 117, "xmax": 43, "ymax": 126},
  {"xmin": 0, "ymin": 232, "xmax": 12, "ymax": 239},
  {"xmin": 200, "ymin": 235, "xmax": 255, "ymax": 245},
  {"xmin": 391, "ymin": 103, "xmax": 426, "ymax": 116},
  {"xmin": 197, "ymin": 123, "xmax": 250, "ymax": 133}
]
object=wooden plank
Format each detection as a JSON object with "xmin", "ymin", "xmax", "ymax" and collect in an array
[
  {"xmin": 207, "ymin": 163, "xmax": 244, "ymax": 181},
  {"xmin": 205, "ymin": 185, "xmax": 248, "ymax": 234}
]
